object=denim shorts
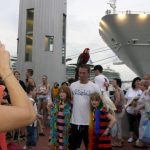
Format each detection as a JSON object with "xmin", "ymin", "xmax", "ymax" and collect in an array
[{"xmin": 38, "ymin": 95, "xmax": 47, "ymax": 102}]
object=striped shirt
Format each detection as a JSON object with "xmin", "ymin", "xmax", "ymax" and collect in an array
[
  {"xmin": 94, "ymin": 108, "xmax": 112, "ymax": 150},
  {"xmin": 57, "ymin": 106, "xmax": 65, "ymax": 150}
]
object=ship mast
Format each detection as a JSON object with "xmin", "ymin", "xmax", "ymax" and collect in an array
[{"xmin": 107, "ymin": 0, "xmax": 116, "ymax": 14}]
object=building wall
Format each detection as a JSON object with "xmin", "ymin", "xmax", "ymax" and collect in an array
[{"xmin": 17, "ymin": 0, "xmax": 67, "ymax": 85}]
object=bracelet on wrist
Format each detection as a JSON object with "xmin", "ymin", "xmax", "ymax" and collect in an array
[
  {"xmin": 2, "ymin": 71, "xmax": 13, "ymax": 82},
  {"xmin": 107, "ymin": 127, "xmax": 111, "ymax": 130}
]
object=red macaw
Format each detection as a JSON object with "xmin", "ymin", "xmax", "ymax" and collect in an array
[{"xmin": 75, "ymin": 48, "xmax": 90, "ymax": 80}]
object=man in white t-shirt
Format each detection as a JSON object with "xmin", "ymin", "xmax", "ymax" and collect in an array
[
  {"xmin": 93, "ymin": 65, "xmax": 109, "ymax": 96},
  {"xmin": 69, "ymin": 64, "xmax": 100, "ymax": 150}
]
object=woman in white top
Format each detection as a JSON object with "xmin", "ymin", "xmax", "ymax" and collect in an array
[
  {"xmin": 112, "ymin": 78, "xmax": 125, "ymax": 147},
  {"xmin": 135, "ymin": 80, "xmax": 149, "ymax": 147},
  {"xmin": 125, "ymin": 77, "xmax": 142, "ymax": 143},
  {"xmin": 37, "ymin": 75, "xmax": 50, "ymax": 131}
]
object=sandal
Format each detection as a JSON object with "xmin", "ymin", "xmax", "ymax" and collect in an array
[
  {"xmin": 39, "ymin": 132, "xmax": 45, "ymax": 136},
  {"xmin": 116, "ymin": 143, "xmax": 123, "ymax": 147}
]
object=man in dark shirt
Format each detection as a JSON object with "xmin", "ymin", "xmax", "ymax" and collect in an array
[{"xmin": 14, "ymin": 70, "xmax": 26, "ymax": 91}]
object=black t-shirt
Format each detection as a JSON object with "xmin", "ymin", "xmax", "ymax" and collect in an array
[{"xmin": 19, "ymin": 80, "xmax": 26, "ymax": 91}]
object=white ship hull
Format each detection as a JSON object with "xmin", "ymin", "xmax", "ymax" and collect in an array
[{"xmin": 99, "ymin": 13, "xmax": 150, "ymax": 77}]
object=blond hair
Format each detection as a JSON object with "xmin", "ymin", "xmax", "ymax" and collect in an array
[{"xmin": 90, "ymin": 92, "xmax": 102, "ymax": 111}]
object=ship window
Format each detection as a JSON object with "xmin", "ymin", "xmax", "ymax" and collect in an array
[{"xmin": 45, "ymin": 36, "xmax": 54, "ymax": 52}]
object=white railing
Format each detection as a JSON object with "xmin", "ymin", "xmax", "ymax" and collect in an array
[{"xmin": 106, "ymin": 10, "xmax": 150, "ymax": 15}]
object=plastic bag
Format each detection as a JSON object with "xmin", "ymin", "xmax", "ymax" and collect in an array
[
  {"xmin": 142, "ymin": 119, "xmax": 150, "ymax": 144},
  {"xmin": 110, "ymin": 122, "xmax": 118, "ymax": 137}
]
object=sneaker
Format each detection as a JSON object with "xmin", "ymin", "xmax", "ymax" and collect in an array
[
  {"xmin": 48, "ymin": 139, "xmax": 51, "ymax": 147},
  {"xmin": 39, "ymin": 132, "xmax": 45, "ymax": 136},
  {"xmin": 22, "ymin": 145, "xmax": 27, "ymax": 149},
  {"xmin": 19, "ymin": 135, "xmax": 25, "ymax": 141},
  {"xmin": 128, "ymin": 137, "xmax": 134, "ymax": 143},
  {"xmin": 135, "ymin": 139, "xmax": 144, "ymax": 147}
]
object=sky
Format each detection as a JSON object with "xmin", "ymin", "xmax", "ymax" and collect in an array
[{"xmin": 0, "ymin": 0, "xmax": 150, "ymax": 81}]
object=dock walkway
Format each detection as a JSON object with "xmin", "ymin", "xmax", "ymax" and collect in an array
[{"xmin": 31, "ymin": 128, "xmax": 150, "ymax": 150}]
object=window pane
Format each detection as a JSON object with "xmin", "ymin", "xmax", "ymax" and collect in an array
[
  {"xmin": 25, "ymin": 34, "xmax": 33, "ymax": 61},
  {"xmin": 62, "ymin": 14, "xmax": 66, "ymax": 64},
  {"xmin": 45, "ymin": 36, "xmax": 54, "ymax": 51},
  {"xmin": 25, "ymin": 9, "xmax": 34, "ymax": 61}
]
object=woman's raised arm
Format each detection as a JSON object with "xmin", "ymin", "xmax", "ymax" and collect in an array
[{"xmin": 0, "ymin": 42, "xmax": 36, "ymax": 132}]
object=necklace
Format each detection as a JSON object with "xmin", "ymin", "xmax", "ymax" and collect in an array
[{"xmin": 93, "ymin": 109, "xmax": 95, "ymax": 121}]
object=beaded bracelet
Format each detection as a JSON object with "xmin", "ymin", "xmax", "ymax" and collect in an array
[{"xmin": 2, "ymin": 71, "xmax": 13, "ymax": 82}]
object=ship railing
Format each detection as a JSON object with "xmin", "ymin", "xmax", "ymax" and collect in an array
[{"xmin": 106, "ymin": 10, "xmax": 150, "ymax": 15}]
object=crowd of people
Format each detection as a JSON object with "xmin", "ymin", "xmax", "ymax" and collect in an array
[{"xmin": 0, "ymin": 42, "xmax": 150, "ymax": 150}]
